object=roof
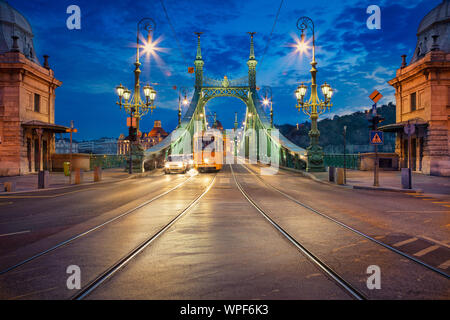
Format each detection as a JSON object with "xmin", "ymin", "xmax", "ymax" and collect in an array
[
  {"xmin": 148, "ymin": 126, "xmax": 168, "ymax": 138},
  {"xmin": 379, "ymin": 119, "xmax": 428, "ymax": 133},
  {"xmin": 411, "ymin": 0, "xmax": 450, "ymax": 63},
  {"xmin": 22, "ymin": 120, "xmax": 69, "ymax": 133},
  {"xmin": 0, "ymin": 0, "xmax": 39, "ymax": 63},
  {"xmin": 417, "ymin": 0, "xmax": 450, "ymax": 35},
  {"xmin": 0, "ymin": 1, "xmax": 32, "ymax": 34}
]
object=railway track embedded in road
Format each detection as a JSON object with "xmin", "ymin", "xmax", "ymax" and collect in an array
[
  {"xmin": 71, "ymin": 174, "xmax": 217, "ymax": 300},
  {"xmin": 230, "ymin": 165, "xmax": 366, "ymax": 300},
  {"xmin": 240, "ymin": 164, "xmax": 450, "ymax": 280},
  {"xmin": 0, "ymin": 175, "xmax": 196, "ymax": 276}
]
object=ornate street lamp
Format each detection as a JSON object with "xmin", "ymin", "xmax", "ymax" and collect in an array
[
  {"xmin": 115, "ymin": 18, "xmax": 158, "ymax": 174},
  {"xmin": 294, "ymin": 16, "xmax": 333, "ymax": 172},
  {"xmin": 262, "ymin": 86, "xmax": 273, "ymax": 128}
]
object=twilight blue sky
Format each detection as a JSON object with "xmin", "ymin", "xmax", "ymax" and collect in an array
[{"xmin": 12, "ymin": 0, "xmax": 441, "ymax": 140}]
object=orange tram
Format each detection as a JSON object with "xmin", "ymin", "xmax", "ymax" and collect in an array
[{"xmin": 193, "ymin": 130, "xmax": 230, "ymax": 173}]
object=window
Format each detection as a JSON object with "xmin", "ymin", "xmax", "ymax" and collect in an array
[
  {"xmin": 410, "ymin": 92, "xmax": 417, "ymax": 112},
  {"xmin": 34, "ymin": 94, "xmax": 40, "ymax": 112}
]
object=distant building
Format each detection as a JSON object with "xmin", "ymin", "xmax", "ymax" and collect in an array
[
  {"xmin": 55, "ymin": 138, "xmax": 78, "ymax": 154},
  {"xmin": 0, "ymin": 1, "xmax": 66, "ymax": 176},
  {"xmin": 385, "ymin": 0, "xmax": 450, "ymax": 176},
  {"xmin": 78, "ymin": 138, "xmax": 118, "ymax": 155},
  {"xmin": 118, "ymin": 120, "xmax": 169, "ymax": 155}
]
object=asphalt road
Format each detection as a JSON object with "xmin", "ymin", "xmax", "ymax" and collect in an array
[{"xmin": 0, "ymin": 165, "xmax": 448, "ymax": 300}]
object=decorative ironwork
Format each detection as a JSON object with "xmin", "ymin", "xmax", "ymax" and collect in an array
[
  {"xmin": 203, "ymin": 76, "xmax": 248, "ymax": 88},
  {"xmin": 201, "ymin": 87, "xmax": 250, "ymax": 103}
]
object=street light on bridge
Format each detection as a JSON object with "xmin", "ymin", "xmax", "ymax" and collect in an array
[
  {"xmin": 294, "ymin": 16, "xmax": 334, "ymax": 172},
  {"xmin": 115, "ymin": 18, "xmax": 158, "ymax": 174},
  {"xmin": 262, "ymin": 86, "xmax": 273, "ymax": 128}
]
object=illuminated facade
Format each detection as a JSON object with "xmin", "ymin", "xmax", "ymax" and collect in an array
[
  {"xmin": 386, "ymin": 0, "xmax": 450, "ymax": 176},
  {"xmin": 0, "ymin": 1, "xmax": 65, "ymax": 176},
  {"xmin": 118, "ymin": 120, "xmax": 168, "ymax": 155}
]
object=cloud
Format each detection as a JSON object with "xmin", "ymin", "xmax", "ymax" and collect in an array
[{"xmin": 10, "ymin": 0, "xmax": 441, "ymax": 139}]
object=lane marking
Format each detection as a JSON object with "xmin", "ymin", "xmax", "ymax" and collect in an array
[
  {"xmin": 0, "ymin": 230, "xmax": 31, "ymax": 237},
  {"xmin": 420, "ymin": 236, "xmax": 450, "ymax": 249},
  {"xmin": 413, "ymin": 245, "xmax": 440, "ymax": 257},
  {"xmin": 393, "ymin": 237, "xmax": 418, "ymax": 247},
  {"xmin": 438, "ymin": 260, "xmax": 450, "ymax": 270}
]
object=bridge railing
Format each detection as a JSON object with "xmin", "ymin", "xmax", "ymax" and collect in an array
[
  {"xmin": 90, "ymin": 154, "xmax": 127, "ymax": 170},
  {"xmin": 323, "ymin": 154, "xmax": 361, "ymax": 170}
]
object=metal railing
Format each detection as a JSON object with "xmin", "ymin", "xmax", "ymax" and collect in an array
[
  {"xmin": 324, "ymin": 154, "xmax": 361, "ymax": 170},
  {"xmin": 89, "ymin": 154, "xmax": 127, "ymax": 169}
]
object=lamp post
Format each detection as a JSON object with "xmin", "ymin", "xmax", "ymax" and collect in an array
[
  {"xmin": 262, "ymin": 86, "xmax": 273, "ymax": 128},
  {"xmin": 115, "ymin": 18, "xmax": 157, "ymax": 174},
  {"xmin": 294, "ymin": 17, "xmax": 333, "ymax": 172},
  {"xmin": 178, "ymin": 87, "xmax": 189, "ymax": 126},
  {"xmin": 247, "ymin": 113, "xmax": 253, "ymax": 128}
]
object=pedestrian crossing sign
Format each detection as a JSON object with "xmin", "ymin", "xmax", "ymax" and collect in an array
[{"xmin": 370, "ymin": 131, "xmax": 384, "ymax": 145}]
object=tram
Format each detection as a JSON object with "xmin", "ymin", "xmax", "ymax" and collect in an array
[{"xmin": 193, "ymin": 130, "xmax": 225, "ymax": 172}]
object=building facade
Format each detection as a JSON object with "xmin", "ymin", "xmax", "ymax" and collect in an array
[
  {"xmin": 386, "ymin": 0, "xmax": 450, "ymax": 177},
  {"xmin": 78, "ymin": 138, "xmax": 118, "ymax": 155},
  {"xmin": 55, "ymin": 138, "xmax": 79, "ymax": 154},
  {"xmin": 0, "ymin": 1, "xmax": 66, "ymax": 176},
  {"xmin": 118, "ymin": 120, "xmax": 169, "ymax": 155}
]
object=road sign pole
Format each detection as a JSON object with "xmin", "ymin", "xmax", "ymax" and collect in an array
[
  {"xmin": 374, "ymin": 144, "xmax": 379, "ymax": 187},
  {"xmin": 368, "ymin": 90, "xmax": 384, "ymax": 188}
]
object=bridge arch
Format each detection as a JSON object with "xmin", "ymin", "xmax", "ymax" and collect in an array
[{"xmin": 144, "ymin": 33, "xmax": 307, "ymax": 171}]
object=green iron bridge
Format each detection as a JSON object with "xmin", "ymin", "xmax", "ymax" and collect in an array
[{"xmin": 144, "ymin": 33, "xmax": 307, "ymax": 170}]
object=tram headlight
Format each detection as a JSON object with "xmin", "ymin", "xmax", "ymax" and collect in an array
[
  {"xmin": 178, "ymin": 163, "xmax": 183, "ymax": 168},
  {"xmin": 165, "ymin": 163, "xmax": 170, "ymax": 168},
  {"xmin": 204, "ymin": 158, "xmax": 209, "ymax": 164}
]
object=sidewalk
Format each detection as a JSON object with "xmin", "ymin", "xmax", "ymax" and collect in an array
[
  {"xmin": 306, "ymin": 169, "xmax": 450, "ymax": 201},
  {"xmin": 0, "ymin": 168, "xmax": 134, "ymax": 193}
]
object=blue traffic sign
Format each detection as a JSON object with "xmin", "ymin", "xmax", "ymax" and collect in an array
[{"xmin": 370, "ymin": 131, "xmax": 384, "ymax": 145}]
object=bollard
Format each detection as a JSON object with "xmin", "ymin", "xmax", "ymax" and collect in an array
[
  {"xmin": 401, "ymin": 168, "xmax": 412, "ymax": 189},
  {"xmin": 38, "ymin": 171, "xmax": 49, "ymax": 189},
  {"xmin": 4, "ymin": 182, "xmax": 16, "ymax": 192},
  {"xmin": 328, "ymin": 166, "xmax": 335, "ymax": 182},
  {"xmin": 336, "ymin": 168, "xmax": 345, "ymax": 185},
  {"xmin": 94, "ymin": 166, "xmax": 102, "ymax": 182},
  {"xmin": 74, "ymin": 168, "xmax": 83, "ymax": 185}
]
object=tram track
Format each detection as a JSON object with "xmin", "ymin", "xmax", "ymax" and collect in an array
[
  {"xmin": 240, "ymin": 163, "xmax": 450, "ymax": 280},
  {"xmin": 230, "ymin": 165, "xmax": 366, "ymax": 300},
  {"xmin": 72, "ymin": 174, "xmax": 217, "ymax": 300},
  {"xmin": 0, "ymin": 174, "xmax": 196, "ymax": 276}
]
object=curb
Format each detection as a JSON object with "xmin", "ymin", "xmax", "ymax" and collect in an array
[
  {"xmin": 352, "ymin": 185, "xmax": 422, "ymax": 193},
  {"xmin": 279, "ymin": 166, "xmax": 422, "ymax": 194},
  {"xmin": 0, "ymin": 169, "xmax": 163, "ymax": 196}
]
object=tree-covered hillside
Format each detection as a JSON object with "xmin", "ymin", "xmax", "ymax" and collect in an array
[{"xmin": 277, "ymin": 103, "xmax": 396, "ymax": 154}]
